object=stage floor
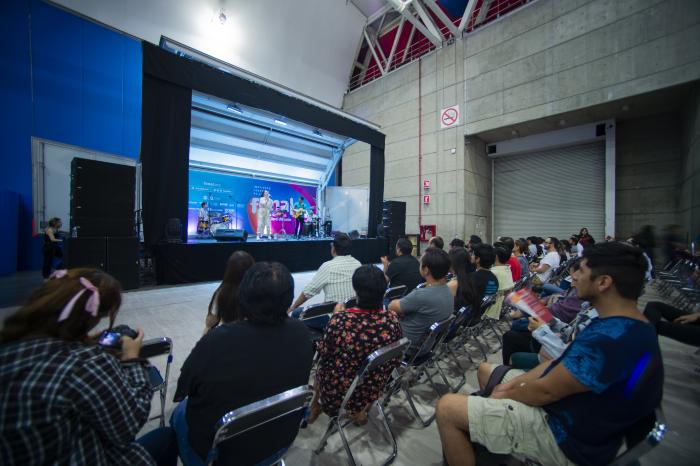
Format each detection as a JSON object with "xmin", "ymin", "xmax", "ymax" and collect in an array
[
  {"xmin": 186, "ymin": 235, "xmax": 333, "ymax": 244},
  {"xmin": 154, "ymin": 237, "xmax": 387, "ymax": 285}
]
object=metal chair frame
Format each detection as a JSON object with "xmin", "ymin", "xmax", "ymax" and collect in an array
[
  {"xmin": 383, "ymin": 316, "xmax": 455, "ymax": 427},
  {"xmin": 344, "ymin": 296, "xmax": 358, "ymax": 309},
  {"xmin": 315, "ymin": 338, "xmax": 411, "ymax": 466},
  {"xmin": 139, "ymin": 337, "xmax": 173, "ymax": 428},
  {"xmin": 206, "ymin": 385, "xmax": 313, "ymax": 466},
  {"xmin": 433, "ymin": 307, "xmax": 472, "ymax": 392},
  {"xmin": 383, "ymin": 285, "xmax": 407, "ymax": 302}
]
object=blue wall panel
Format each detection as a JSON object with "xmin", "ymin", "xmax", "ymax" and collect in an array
[{"xmin": 0, "ymin": 0, "xmax": 142, "ymax": 272}]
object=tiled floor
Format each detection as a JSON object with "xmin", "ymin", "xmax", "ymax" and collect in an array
[{"xmin": 1, "ymin": 273, "xmax": 698, "ymax": 465}]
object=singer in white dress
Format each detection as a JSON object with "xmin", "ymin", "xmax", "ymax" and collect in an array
[{"xmin": 257, "ymin": 190, "xmax": 272, "ymax": 238}]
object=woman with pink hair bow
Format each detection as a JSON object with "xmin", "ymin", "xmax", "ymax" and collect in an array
[{"xmin": 0, "ymin": 268, "xmax": 177, "ymax": 466}]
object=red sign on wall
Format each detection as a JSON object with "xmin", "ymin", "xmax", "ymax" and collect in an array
[
  {"xmin": 420, "ymin": 225, "xmax": 437, "ymax": 242},
  {"xmin": 423, "ymin": 179, "xmax": 431, "ymax": 189},
  {"xmin": 423, "ymin": 194, "xmax": 431, "ymax": 204}
]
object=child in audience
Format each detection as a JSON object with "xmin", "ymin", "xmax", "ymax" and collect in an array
[
  {"xmin": 436, "ymin": 242, "xmax": 663, "ymax": 466},
  {"xmin": 0, "ymin": 268, "xmax": 176, "ymax": 466}
]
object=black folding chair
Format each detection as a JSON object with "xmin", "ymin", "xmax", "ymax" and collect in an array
[
  {"xmin": 383, "ymin": 316, "xmax": 455, "ymax": 426},
  {"xmin": 344, "ymin": 296, "xmax": 358, "ymax": 308},
  {"xmin": 205, "ymin": 385, "xmax": 313, "ymax": 466},
  {"xmin": 433, "ymin": 307, "xmax": 472, "ymax": 392},
  {"xmin": 139, "ymin": 337, "xmax": 173, "ymax": 427},
  {"xmin": 315, "ymin": 338, "xmax": 411, "ymax": 466}
]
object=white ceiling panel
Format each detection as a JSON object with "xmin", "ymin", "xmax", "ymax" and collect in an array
[{"xmin": 51, "ymin": 0, "xmax": 367, "ymax": 107}]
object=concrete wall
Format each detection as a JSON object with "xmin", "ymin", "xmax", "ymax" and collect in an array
[
  {"xmin": 342, "ymin": 0, "xmax": 700, "ymax": 241},
  {"xmin": 464, "ymin": 0, "xmax": 700, "ymax": 135},
  {"xmin": 680, "ymin": 85, "xmax": 700, "ymax": 241},
  {"xmin": 615, "ymin": 113, "xmax": 682, "ymax": 239}
]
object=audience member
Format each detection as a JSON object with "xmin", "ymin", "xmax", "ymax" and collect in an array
[
  {"xmin": 578, "ymin": 227, "xmax": 595, "ymax": 249},
  {"xmin": 42, "ymin": 217, "xmax": 64, "ymax": 279},
  {"xmin": 173, "ymin": 262, "xmax": 312, "ymax": 466},
  {"xmin": 644, "ymin": 301, "xmax": 700, "ymax": 347},
  {"xmin": 526, "ymin": 236, "xmax": 538, "ymax": 257},
  {"xmin": 0, "ymin": 268, "xmax": 176, "ymax": 466},
  {"xmin": 436, "ymin": 242, "xmax": 663, "ymax": 466},
  {"xmin": 310, "ymin": 265, "xmax": 403, "ymax": 425},
  {"xmin": 289, "ymin": 233, "xmax": 360, "ymax": 313},
  {"xmin": 498, "ymin": 236, "xmax": 521, "ymax": 281},
  {"xmin": 529, "ymin": 237, "xmax": 562, "ymax": 284},
  {"xmin": 388, "ymin": 247, "xmax": 453, "ymax": 354},
  {"xmin": 203, "ymin": 251, "xmax": 255, "ymax": 334},
  {"xmin": 381, "ymin": 238, "xmax": 423, "ymax": 292},
  {"xmin": 459, "ymin": 244, "xmax": 499, "ymax": 325},
  {"xmin": 513, "ymin": 239, "xmax": 529, "ymax": 275},
  {"xmin": 447, "ymin": 247, "xmax": 475, "ymax": 303},
  {"xmin": 483, "ymin": 245, "xmax": 515, "ymax": 319},
  {"xmin": 449, "ymin": 238, "xmax": 466, "ymax": 250},
  {"xmin": 429, "ymin": 235, "xmax": 445, "ymax": 250},
  {"xmin": 467, "ymin": 235, "xmax": 482, "ymax": 253}
]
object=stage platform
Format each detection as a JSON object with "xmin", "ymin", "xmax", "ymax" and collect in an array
[{"xmin": 152, "ymin": 237, "xmax": 388, "ymax": 285}]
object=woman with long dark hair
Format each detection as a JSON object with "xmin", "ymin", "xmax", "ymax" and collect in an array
[
  {"xmin": 578, "ymin": 227, "xmax": 595, "ymax": 250},
  {"xmin": 203, "ymin": 251, "xmax": 255, "ymax": 334},
  {"xmin": 0, "ymin": 268, "xmax": 175, "ymax": 466},
  {"xmin": 447, "ymin": 247, "xmax": 475, "ymax": 308}
]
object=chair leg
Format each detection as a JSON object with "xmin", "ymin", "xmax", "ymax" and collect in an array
[
  {"xmin": 336, "ymin": 416, "xmax": 358, "ymax": 466},
  {"xmin": 159, "ymin": 387, "xmax": 166, "ymax": 428},
  {"xmin": 376, "ymin": 401, "xmax": 399, "ymax": 466},
  {"xmin": 314, "ymin": 418, "xmax": 338, "ymax": 454}
]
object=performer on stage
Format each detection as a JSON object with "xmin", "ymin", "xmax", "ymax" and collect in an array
[
  {"xmin": 197, "ymin": 202, "xmax": 209, "ymax": 236},
  {"xmin": 292, "ymin": 195, "xmax": 307, "ymax": 239},
  {"xmin": 257, "ymin": 190, "xmax": 272, "ymax": 239}
]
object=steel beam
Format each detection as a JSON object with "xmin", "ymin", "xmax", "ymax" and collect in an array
[
  {"xmin": 424, "ymin": 0, "xmax": 459, "ymax": 37},
  {"xmin": 364, "ymin": 29, "xmax": 387, "ymax": 76},
  {"xmin": 457, "ymin": 0, "xmax": 479, "ymax": 33},
  {"xmin": 385, "ymin": 17, "xmax": 406, "ymax": 72},
  {"xmin": 413, "ymin": 0, "xmax": 446, "ymax": 43}
]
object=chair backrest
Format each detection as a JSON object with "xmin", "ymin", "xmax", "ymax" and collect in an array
[
  {"xmin": 384, "ymin": 285, "xmax": 407, "ymax": 301},
  {"xmin": 442, "ymin": 307, "xmax": 470, "ymax": 344},
  {"xmin": 299, "ymin": 301, "xmax": 337, "ymax": 319},
  {"xmin": 211, "ymin": 385, "xmax": 313, "ymax": 457},
  {"xmin": 407, "ymin": 316, "xmax": 454, "ymax": 365},
  {"xmin": 139, "ymin": 337, "xmax": 173, "ymax": 359},
  {"xmin": 344, "ymin": 296, "xmax": 357, "ymax": 308},
  {"xmin": 339, "ymin": 338, "xmax": 411, "ymax": 412},
  {"xmin": 609, "ymin": 408, "xmax": 666, "ymax": 466}
]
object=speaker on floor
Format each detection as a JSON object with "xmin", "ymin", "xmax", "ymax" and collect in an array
[
  {"xmin": 65, "ymin": 237, "xmax": 107, "ymax": 269},
  {"xmin": 213, "ymin": 229, "xmax": 248, "ymax": 242},
  {"xmin": 107, "ymin": 237, "xmax": 139, "ymax": 290}
]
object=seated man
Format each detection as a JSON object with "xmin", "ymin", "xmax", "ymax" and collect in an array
[
  {"xmin": 381, "ymin": 237, "xmax": 423, "ymax": 292},
  {"xmin": 289, "ymin": 233, "xmax": 361, "ymax": 324},
  {"xmin": 429, "ymin": 235, "xmax": 445, "ymax": 250},
  {"xmin": 172, "ymin": 262, "xmax": 313, "ymax": 466},
  {"xmin": 388, "ymin": 247, "xmax": 453, "ymax": 354},
  {"xmin": 483, "ymin": 245, "xmax": 514, "ymax": 320},
  {"xmin": 529, "ymin": 237, "xmax": 562, "ymax": 284},
  {"xmin": 458, "ymin": 243, "xmax": 499, "ymax": 325},
  {"xmin": 436, "ymin": 242, "xmax": 663, "ymax": 466}
]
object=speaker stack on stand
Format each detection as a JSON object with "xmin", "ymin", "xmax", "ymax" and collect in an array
[
  {"xmin": 381, "ymin": 200, "xmax": 406, "ymax": 260},
  {"xmin": 66, "ymin": 158, "xmax": 139, "ymax": 290}
]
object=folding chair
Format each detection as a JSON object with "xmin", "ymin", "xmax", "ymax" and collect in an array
[
  {"xmin": 383, "ymin": 316, "xmax": 454, "ymax": 426},
  {"xmin": 315, "ymin": 338, "xmax": 411, "ymax": 466},
  {"xmin": 344, "ymin": 296, "xmax": 358, "ymax": 308},
  {"xmin": 139, "ymin": 337, "xmax": 173, "ymax": 427},
  {"xmin": 433, "ymin": 307, "xmax": 472, "ymax": 392},
  {"xmin": 383, "ymin": 285, "xmax": 407, "ymax": 302},
  {"xmin": 205, "ymin": 385, "xmax": 313, "ymax": 466}
]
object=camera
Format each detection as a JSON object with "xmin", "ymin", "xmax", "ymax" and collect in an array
[{"xmin": 97, "ymin": 325, "xmax": 138, "ymax": 349}]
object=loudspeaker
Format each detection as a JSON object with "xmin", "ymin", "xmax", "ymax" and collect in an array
[
  {"xmin": 164, "ymin": 218, "xmax": 182, "ymax": 243},
  {"xmin": 64, "ymin": 237, "xmax": 139, "ymax": 290},
  {"xmin": 70, "ymin": 158, "xmax": 135, "ymax": 237},
  {"xmin": 382, "ymin": 200, "xmax": 406, "ymax": 237},
  {"xmin": 213, "ymin": 229, "xmax": 248, "ymax": 242}
]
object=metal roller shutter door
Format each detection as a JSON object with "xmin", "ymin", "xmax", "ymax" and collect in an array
[{"xmin": 493, "ymin": 142, "xmax": 605, "ymax": 241}]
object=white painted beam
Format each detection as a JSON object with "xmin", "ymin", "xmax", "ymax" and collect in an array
[
  {"xmin": 458, "ymin": 0, "xmax": 479, "ymax": 33},
  {"xmin": 424, "ymin": 0, "xmax": 459, "ymax": 37}
]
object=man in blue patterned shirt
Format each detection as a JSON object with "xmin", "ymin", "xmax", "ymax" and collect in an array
[{"xmin": 436, "ymin": 242, "xmax": 663, "ymax": 466}]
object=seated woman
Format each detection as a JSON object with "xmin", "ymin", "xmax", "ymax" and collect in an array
[
  {"xmin": 0, "ymin": 268, "xmax": 175, "ymax": 466},
  {"xmin": 311, "ymin": 265, "xmax": 403, "ymax": 425},
  {"xmin": 173, "ymin": 262, "xmax": 312, "ymax": 466},
  {"xmin": 202, "ymin": 250, "xmax": 255, "ymax": 334},
  {"xmin": 644, "ymin": 301, "xmax": 700, "ymax": 347},
  {"xmin": 483, "ymin": 245, "xmax": 515, "ymax": 320},
  {"xmin": 447, "ymin": 247, "xmax": 475, "ymax": 301}
]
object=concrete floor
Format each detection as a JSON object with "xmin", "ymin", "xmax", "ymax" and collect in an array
[{"xmin": 0, "ymin": 272, "xmax": 698, "ymax": 465}]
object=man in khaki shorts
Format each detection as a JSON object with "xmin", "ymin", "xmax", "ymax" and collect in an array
[{"xmin": 436, "ymin": 242, "xmax": 664, "ymax": 466}]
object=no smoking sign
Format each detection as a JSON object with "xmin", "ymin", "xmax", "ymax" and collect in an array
[{"xmin": 440, "ymin": 105, "xmax": 460, "ymax": 129}]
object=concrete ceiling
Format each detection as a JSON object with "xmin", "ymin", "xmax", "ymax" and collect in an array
[{"xmin": 477, "ymin": 82, "xmax": 698, "ymax": 143}]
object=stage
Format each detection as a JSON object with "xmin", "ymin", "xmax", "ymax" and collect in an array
[{"xmin": 152, "ymin": 236, "xmax": 388, "ymax": 285}]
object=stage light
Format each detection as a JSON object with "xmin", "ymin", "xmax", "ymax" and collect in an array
[
  {"xmin": 274, "ymin": 118, "xmax": 288, "ymax": 126},
  {"xmin": 227, "ymin": 104, "xmax": 243, "ymax": 114}
]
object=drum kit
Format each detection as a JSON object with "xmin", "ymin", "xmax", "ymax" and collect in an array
[{"xmin": 197, "ymin": 212, "xmax": 232, "ymax": 237}]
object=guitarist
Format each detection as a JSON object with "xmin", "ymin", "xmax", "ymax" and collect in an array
[{"xmin": 292, "ymin": 195, "xmax": 307, "ymax": 239}]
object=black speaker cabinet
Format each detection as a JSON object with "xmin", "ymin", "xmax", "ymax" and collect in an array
[
  {"xmin": 64, "ymin": 237, "xmax": 139, "ymax": 290},
  {"xmin": 213, "ymin": 229, "xmax": 248, "ymax": 242}
]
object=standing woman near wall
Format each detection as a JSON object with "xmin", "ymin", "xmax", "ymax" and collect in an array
[{"xmin": 42, "ymin": 218, "xmax": 64, "ymax": 279}]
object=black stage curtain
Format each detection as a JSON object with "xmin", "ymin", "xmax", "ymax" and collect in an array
[
  {"xmin": 141, "ymin": 74, "xmax": 192, "ymax": 246},
  {"xmin": 368, "ymin": 145, "xmax": 385, "ymax": 237}
]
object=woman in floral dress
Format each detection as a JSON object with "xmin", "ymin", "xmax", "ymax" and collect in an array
[{"xmin": 311, "ymin": 265, "xmax": 403, "ymax": 424}]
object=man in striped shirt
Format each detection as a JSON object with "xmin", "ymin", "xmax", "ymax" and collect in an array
[{"xmin": 289, "ymin": 233, "xmax": 361, "ymax": 314}]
